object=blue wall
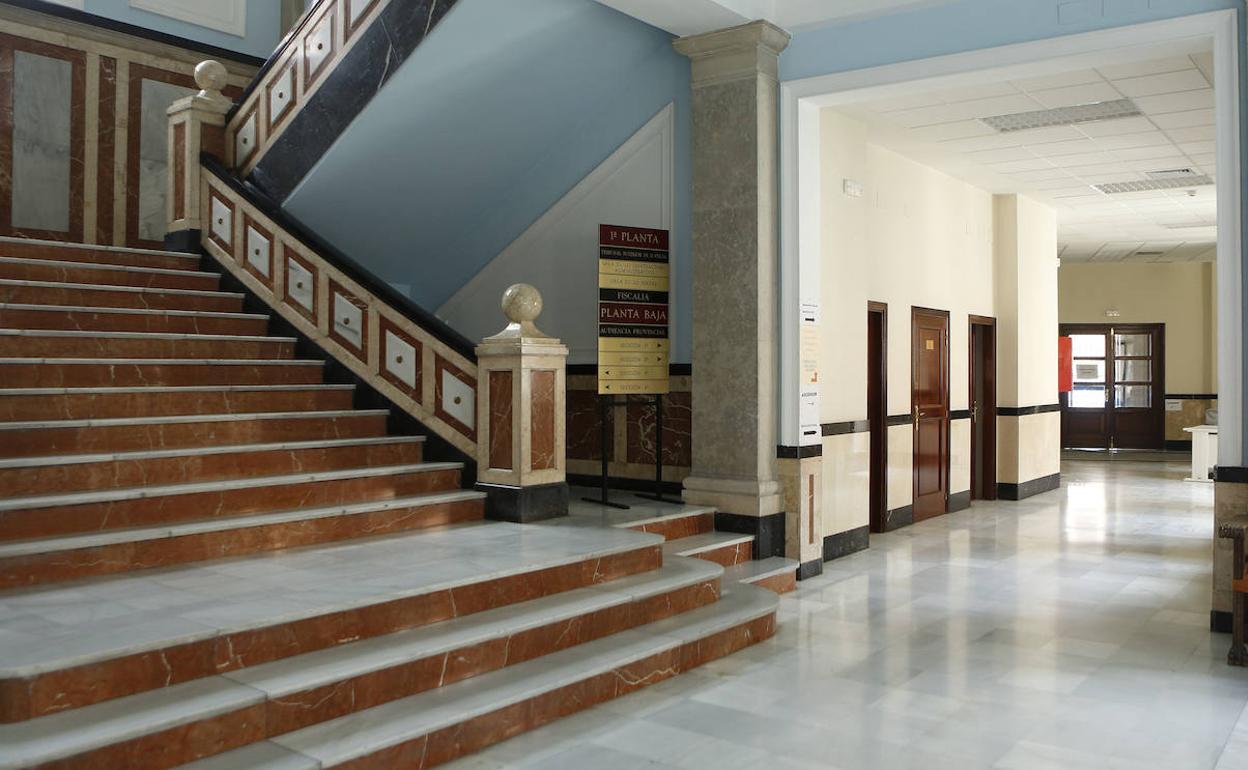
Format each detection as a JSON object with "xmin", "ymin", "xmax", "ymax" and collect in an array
[
  {"xmin": 74, "ymin": 0, "xmax": 283, "ymax": 59},
  {"xmin": 281, "ymin": 0, "xmax": 693, "ymax": 361}
]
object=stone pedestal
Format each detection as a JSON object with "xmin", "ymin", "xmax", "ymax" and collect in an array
[
  {"xmin": 674, "ymin": 22, "xmax": 790, "ymax": 543},
  {"xmin": 475, "ymin": 284, "xmax": 569, "ymax": 522},
  {"xmin": 166, "ymin": 60, "xmax": 231, "ymax": 251}
]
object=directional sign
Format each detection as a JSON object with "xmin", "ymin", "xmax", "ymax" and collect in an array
[{"xmin": 598, "ymin": 224, "xmax": 670, "ymax": 395}]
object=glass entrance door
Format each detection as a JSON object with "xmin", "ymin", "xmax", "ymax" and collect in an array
[{"xmin": 1060, "ymin": 323, "xmax": 1164, "ymax": 450}]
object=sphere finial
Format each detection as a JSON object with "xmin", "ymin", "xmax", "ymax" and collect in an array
[
  {"xmin": 194, "ymin": 60, "xmax": 228, "ymax": 94},
  {"xmin": 501, "ymin": 284, "xmax": 542, "ymax": 325}
]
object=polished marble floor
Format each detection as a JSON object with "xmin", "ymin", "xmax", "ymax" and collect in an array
[{"xmin": 445, "ymin": 457, "xmax": 1248, "ymax": 770}]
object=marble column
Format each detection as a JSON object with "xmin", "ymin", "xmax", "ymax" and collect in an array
[
  {"xmin": 475, "ymin": 284, "xmax": 570, "ymax": 522},
  {"xmin": 674, "ymin": 22, "xmax": 789, "ymax": 553},
  {"xmin": 165, "ymin": 60, "xmax": 230, "ymax": 252}
]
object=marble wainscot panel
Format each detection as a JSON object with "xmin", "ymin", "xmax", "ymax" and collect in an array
[
  {"xmin": 1166, "ymin": 396, "xmax": 1217, "ymax": 445},
  {"xmin": 0, "ymin": 4, "xmax": 255, "ymax": 247},
  {"xmin": 886, "ymin": 422, "xmax": 913, "ymax": 527}
]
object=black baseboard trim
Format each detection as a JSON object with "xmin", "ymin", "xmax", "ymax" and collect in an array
[
  {"xmin": 714, "ymin": 511, "xmax": 785, "ymax": 559},
  {"xmin": 1212, "ymin": 609, "xmax": 1233, "ymax": 633},
  {"xmin": 1215, "ymin": 467, "xmax": 1248, "ymax": 484},
  {"xmin": 948, "ymin": 490, "xmax": 971, "ymax": 512},
  {"xmin": 477, "ymin": 482, "xmax": 568, "ymax": 523},
  {"xmin": 998, "ymin": 404, "xmax": 1060, "ymax": 416},
  {"xmin": 777, "ymin": 445, "xmax": 822, "ymax": 459},
  {"xmin": 797, "ymin": 559, "xmax": 823, "ymax": 581},
  {"xmin": 823, "ymin": 525, "xmax": 869, "ymax": 562},
  {"xmin": 998, "ymin": 473, "xmax": 1061, "ymax": 501},
  {"xmin": 884, "ymin": 505, "xmax": 913, "ymax": 531},
  {"xmin": 1165, "ymin": 439, "xmax": 1193, "ymax": 452},
  {"xmin": 163, "ymin": 229, "xmax": 201, "ymax": 253},
  {"xmin": 566, "ymin": 474, "xmax": 683, "ymax": 497}
]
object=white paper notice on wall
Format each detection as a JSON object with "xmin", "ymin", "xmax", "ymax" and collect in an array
[
  {"xmin": 799, "ymin": 302, "xmax": 820, "ymax": 441},
  {"xmin": 1165, "ymin": 399, "xmax": 1183, "ymax": 412}
]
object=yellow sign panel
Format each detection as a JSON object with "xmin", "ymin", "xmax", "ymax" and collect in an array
[
  {"xmin": 599, "ymin": 273, "xmax": 670, "ymax": 292},
  {"xmin": 598, "ymin": 337, "xmax": 669, "ymax": 353},
  {"xmin": 599, "ymin": 365, "xmax": 669, "ymax": 380},
  {"xmin": 599, "ymin": 350, "xmax": 669, "ymax": 367},
  {"xmin": 598, "ymin": 259, "xmax": 671, "ymax": 279},
  {"xmin": 599, "ymin": 378, "xmax": 672, "ymax": 394}
]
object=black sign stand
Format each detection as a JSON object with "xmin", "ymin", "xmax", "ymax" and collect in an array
[
  {"xmin": 634, "ymin": 394, "xmax": 683, "ymax": 505},
  {"xmin": 581, "ymin": 395, "xmax": 630, "ymax": 510}
]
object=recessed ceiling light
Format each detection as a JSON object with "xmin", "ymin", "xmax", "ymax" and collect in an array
[
  {"xmin": 1146, "ymin": 168, "xmax": 1199, "ymax": 180},
  {"xmin": 980, "ymin": 98, "xmax": 1142, "ymax": 133},
  {"xmin": 1093, "ymin": 174, "xmax": 1214, "ymax": 194}
]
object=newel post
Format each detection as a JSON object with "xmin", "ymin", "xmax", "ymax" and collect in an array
[
  {"xmin": 165, "ymin": 60, "xmax": 231, "ymax": 252},
  {"xmin": 475, "ymin": 284, "xmax": 570, "ymax": 522}
]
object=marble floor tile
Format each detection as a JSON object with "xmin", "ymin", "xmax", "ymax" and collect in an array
[{"xmin": 445, "ymin": 457, "xmax": 1248, "ymax": 769}]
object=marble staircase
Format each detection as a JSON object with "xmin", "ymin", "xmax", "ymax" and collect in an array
[{"xmin": 0, "ymin": 238, "xmax": 779, "ymax": 769}]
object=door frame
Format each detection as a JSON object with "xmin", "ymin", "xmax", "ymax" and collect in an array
[
  {"xmin": 1059, "ymin": 322, "xmax": 1166, "ymax": 449},
  {"xmin": 911, "ymin": 306, "xmax": 951, "ymax": 520},
  {"xmin": 969, "ymin": 315, "xmax": 997, "ymax": 501},
  {"xmin": 868, "ymin": 301, "xmax": 888, "ymax": 533}
]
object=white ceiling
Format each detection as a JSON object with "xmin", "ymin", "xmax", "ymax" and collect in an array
[
  {"xmin": 596, "ymin": 0, "xmax": 961, "ymax": 37},
  {"xmin": 838, "ymin": 51, "xmax": 1218, "ymax": 263}
]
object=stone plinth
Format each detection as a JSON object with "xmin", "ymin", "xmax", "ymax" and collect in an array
[
  {"xmin": 166, "ymin": 60, "xmax": 231, "ymax": 251},
  {"xmin": 475, "ymin": 284, "xmax": 569, "ymax": 522}
]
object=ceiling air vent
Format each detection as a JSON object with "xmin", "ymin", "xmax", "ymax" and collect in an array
[
  {"xmin": 980, "ymin": 98, "xmax": 1141, "ymax": 133},
  {"xmin": 1146, "ymin": 168, "xmax": 1199, "ymax": 180},
  {"xmin": 1093, "ymin": 175, "xmax": 1214, "ymax": 194}
]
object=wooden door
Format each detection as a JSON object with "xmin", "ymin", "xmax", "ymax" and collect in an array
[
  {"xmin": 1060, "ymin": 323, "xmax": 1164, "ymax": 450},
  {"xmin": 970, "ymin": 317, "xmax": 997, "ymax": 500},
  {"xmin": 868, "ymin": 302, "xmax": 887, "ymax": 533},
  {"xmin": 912, "ymin": 308, "xmax": 950, "ymax": 521}
]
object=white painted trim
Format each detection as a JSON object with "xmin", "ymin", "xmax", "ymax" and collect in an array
[
  {"xmin": 438, "ymin": 103, "xmax": 676, "ymax": 362},
  {"xmin": 779, "ymin": 9, "xmax": 1243, "ymax": 464},
  {"xmin": 129, "ymin": 0, "xmax": 247, "ymax": 38}
]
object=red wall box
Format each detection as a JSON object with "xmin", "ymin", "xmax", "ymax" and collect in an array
[{"xmin": 1058, "ymin": 336, "xmax": 1073, "ymax": 393}]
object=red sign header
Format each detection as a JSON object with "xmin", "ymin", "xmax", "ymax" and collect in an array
[{"xmin": 599, "ymin": 224, "xmax": 669, "ymax": 251}]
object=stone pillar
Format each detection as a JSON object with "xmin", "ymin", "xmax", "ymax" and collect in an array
[
  {"xmin": 165, "ymin": 60, "xmax": 231, "ymax": 252},
  {"xmin": 475, "ymin": 284, "xmax": 570, "ymax": 522},
  {"xmin": 674, "ymin": 21, "xmax": 789, "ymax": 555}
]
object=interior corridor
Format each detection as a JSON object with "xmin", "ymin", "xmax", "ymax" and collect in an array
[{"xmin": 446, "ymin": 458, "xmax": 1247, "ymax": 770}]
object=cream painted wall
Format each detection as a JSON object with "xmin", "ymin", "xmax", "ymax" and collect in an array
[
  {"xmin": 995, "ymin": 194, "xmax": 1059, "ymax": 408},
  {"xmin": 820, "ymin": 110, "xmax": 995, "ymax": 423},
  {"xmin": 1058, "ymin": 262, "xmax": 1217, "ymax": 394}
]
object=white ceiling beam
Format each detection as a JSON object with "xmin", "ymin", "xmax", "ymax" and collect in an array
[{"xmin": 594, "ymin": 0, "xmax": 774, "ymax": 37}]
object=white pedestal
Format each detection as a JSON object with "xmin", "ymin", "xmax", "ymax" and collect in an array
[{"xmin": 1184, "ymin": 424, "xmax": 1218, "ymax": 483}]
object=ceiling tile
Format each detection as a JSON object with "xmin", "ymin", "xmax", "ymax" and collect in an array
[
  {"xmin": 860, "ymin": 92, "xmax": 946, "ymax": 113},
  {"xmin": 1028, "ymin": 82, "xmax": 1123, "ymax": 109},
  {"xmin": 1110, "ymin": 69, "xmax": 1209, "ymax": 97},
  {"xmin": 911, "ymin": 120, "xmax": 997, "ymax": 142},
  {"xmin": 1011, "ymin": 167, "xmax": 1081, "ymax": 181},
  {"xmin": 1088, "ymin": 130, "xmax": 1171, "ymax": 150},
  {"xmin": 1097, "ymin": 56, "xmax": 1199, "ymax": 80},
  {"xmin": 1179, "ymin": 140, "xmax": 1217, "ymax": 156},
  {"xmin": 890, "ymin": 93, "xmax": 1040, "ymax": 127},
  {"xmin": 1076, "ymin": 116, "xmax": 1157, "ymax": 136},
  {"xmin": 1132, "ymin": 90, "xmax": 1215, "ymax": 114},
  {"xmin": 966, "ymin": 146, "xmax": 1039, "ymax": 163},
  {"xmin": 986, "ymin": 158, "xmax": 1056, "ymax": 173},
  {"xmin": 1011, "ymin": 69, "xmax": 1104, "ymax": 92},
  {"xmin": 1165, "ymin": 125, "xmax": 1216, "ymax": 143},
  {"xmin": 1150, "ymin": 108, "xmax": 1215, "ymax": 129},
  {"xmin": 1111, "ymin": 145, "xmax": 1188, "ymax": 162},
  {"xmin": 1027, "ymin": 138, "xmax": 1101, "ymax": 157}
]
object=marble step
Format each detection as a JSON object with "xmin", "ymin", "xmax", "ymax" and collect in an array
[
  {"xmin": 621, "ymin": 508, "xmax": 716, "ymax": 541},
  {"xmin": 0, "ymin": 559, "xmax": 723, "ymax": 770},
  {"xmin": 0, "ymin": 408, "xmax": 385, "ymax": 459},
  {"xmin": 0, "ymin": 383, "xmax": 356, "ymax": 422},
  {"xmin": 0, "ymin": 303, "xmax": 269, "ymax": 335},
  {"xmin": 722, "ymin": 556, "xmax": 799, "ymax": 595},
  {"xmin": 185, "ymin": 586, "xmax": 778, "ymax": 770},
  {"xmin": 0, "ymin": 357, "xmax": 325, "ymax": 388},
  {"xmin": 663, "ymin": 531, "xmax": 755, "ymax": 568},
  {"xmin": 0, "ymin": 488, "xmax": 483, "ymax": 589},
  {"xmin": 0, "ymin": 329, "xmax": 296, "ymax": 360},
  {"xmin": 0, "ymin": 257, "xmax": 219, "ymax": 292},
  {"xmin": 0, "ymin": 236, "xmax": 203, "ymax": 271},
  {"xmin": 0, "ymin": 279, "xmax": 245, "ymax": 313},
  {"xmin": 0, "ymin": 522, "xmax": 664, "ymax": 721},
  {"xmin": 0, "ymin": 433, "xmax": 419, "ymax": 496},
  {"xmin": 0, "ymin": 460, "xmax": 461, "ymax": 543}
]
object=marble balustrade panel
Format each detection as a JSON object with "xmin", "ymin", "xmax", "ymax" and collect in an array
[
  {"xmin": 567, "ymin": 373, "xmax": 692, "ymax": 484},
  {"xmin": 0, "ymin": 6, "xmax": 254, "ymax": 246},
  {"xmin": 201, "ymin": 170, "xmax": 479, "ymax": 458}
]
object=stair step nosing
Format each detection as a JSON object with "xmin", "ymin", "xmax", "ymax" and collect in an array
[
  {"xmin": 667, "ymin": 534, "xmax": 755, "ymax": 556},
  {"xmin": 0, "ymin": 357, "xmax": 324, "ymax": 366},
  {"xmin": 0, "ymin": 303, "xmax": 267, "ymax": 319},
  {"xmin": 0, "ymin": 560, "xmax": 730, "ymax": 770},
  {"xmin": 0, "ymin": 435, "xmax": 418, "ymax": 469},
  {"xmin": 0, "ymin": 489, "xmax": 485, "ymax": 559},
  {"xmin": 0, "ymin": 408, "xmax": 387, "ymax": 431},
  {"xmin": 0, "ymin": 329, "xmax": 294, "ymax": 343},
  {"xmin": 0, "ymin": 256, "xmax": 218, "ymax": 279},
  {"xmin": 616, "ymin": 507, "xmax": 717, "ymax": 529},
  {"xmin": 0, "ymin": 235, "xmax": 200, "ymax": 261},
  {"xmin": 0, "ymin": 462, "xmax": 463, "ymax": 512},
  {"xmin": 0, "ymin": 278, "xmax": 243, "ymax": 298},
  {"xmin": 0, "ymin": 525, "xmax": 665, "ymax": 677},
  {"xmin": 223, "ymin": 558, "xmax": 724, "ymax": 697},
  {"xmin": 268, "ymin": 590, "xmax": 777, "ymax": 767},
  {"xmin": 723, "ymin": 559, "xmax": 799, "ymax": 583},
  {"xmin": 0, "ymin": 384, "xmax": 354, "ymax": 397}
]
